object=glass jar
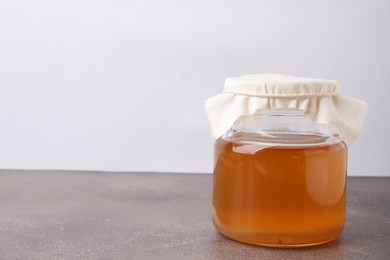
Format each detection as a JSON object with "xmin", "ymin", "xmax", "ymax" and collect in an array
[{"xmin": 212, "ymin": 109, "xmax": 347, "ymax": 247}]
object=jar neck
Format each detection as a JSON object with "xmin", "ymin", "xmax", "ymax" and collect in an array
[{"xmin": 223, "ymin": 109, "xmax": 342, "ymax": 146}]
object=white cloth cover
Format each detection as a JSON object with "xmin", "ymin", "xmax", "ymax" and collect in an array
[{"xmin": 204, "ymin": 74, "xmax": 367, "ymax": 146}]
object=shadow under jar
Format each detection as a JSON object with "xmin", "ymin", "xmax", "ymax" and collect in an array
[{"xmin": 212, "ymin": 110, "xmax": 347, "ymax": 247}]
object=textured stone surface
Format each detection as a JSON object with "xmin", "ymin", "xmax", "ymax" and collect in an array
[{"xmin": 0, "ymin": 170, "xmax": 388, "ymax": 260}]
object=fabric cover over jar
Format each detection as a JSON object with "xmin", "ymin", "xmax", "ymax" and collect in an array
[{"xmin": 204, "ymin": 74, "xmax": 367, "ymax": 146}]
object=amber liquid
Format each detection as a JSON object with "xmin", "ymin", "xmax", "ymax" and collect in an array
[{"xmin": 213, "ymin": 137, "xmax": 347, "ymax": 247}]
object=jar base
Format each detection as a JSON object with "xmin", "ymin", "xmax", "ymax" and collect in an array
[
  {"xmin": 217, "ymin": 230, "xmax": 338, "ymax": 248},
  {"xmin": 213, "ymin": 217, "xmax": 342, "ymax": 248}
]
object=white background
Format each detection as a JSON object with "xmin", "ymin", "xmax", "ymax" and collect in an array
[{"xmin": 0, "ymin": 0, "xmax": 389, "ymax": 176}]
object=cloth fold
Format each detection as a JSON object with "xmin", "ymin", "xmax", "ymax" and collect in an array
[{"xmin": 205, "ymin": 74, "xmax": 367, "ymax": 146}]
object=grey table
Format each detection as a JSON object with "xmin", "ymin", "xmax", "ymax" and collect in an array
[{"xmin": 0, "ymin": 170, "xmax": 389, "ymax": 260}]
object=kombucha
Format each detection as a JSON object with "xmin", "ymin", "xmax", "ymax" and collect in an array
[{"xmin": 213, "ymin": 137, "xmax": 347, "ymax": 247}]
